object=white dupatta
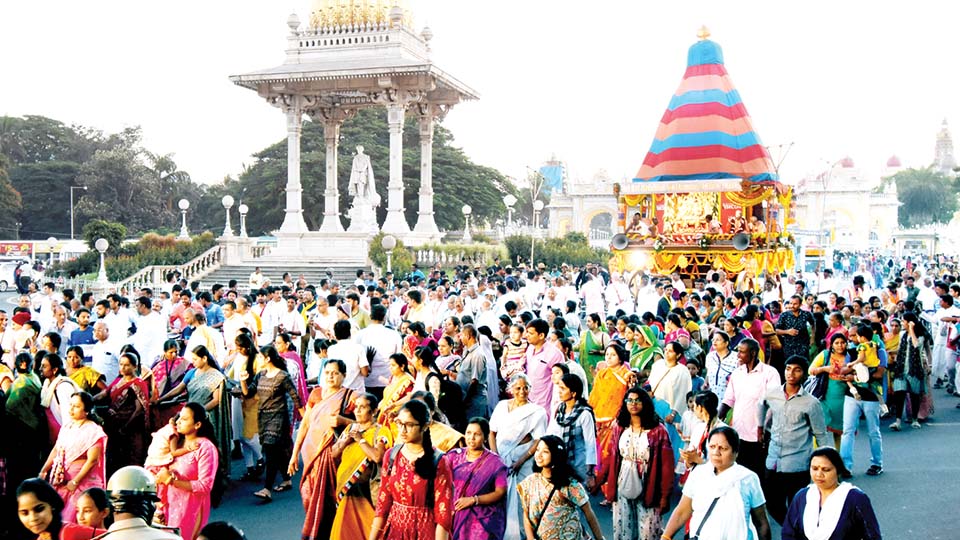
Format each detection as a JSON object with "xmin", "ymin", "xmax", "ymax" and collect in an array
[
  {"xmin": 802, "ymin": 482, "xmax": 854, "ymax": 540},
  {"xmin": 688, "ymin": 463, "xmax": 757, "ymax": 540}
]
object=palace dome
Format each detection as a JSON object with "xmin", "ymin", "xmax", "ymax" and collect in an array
[
  {"xmin": 840, "ymin": 156, "xmax": 855, "ymax": 168},
  {"xmin": 886, "ymin": 155, "xmax": 901, "ymax": 167},
  {"xmin": 309, "ymin": 0, "xmax": 412, "ymax": 29}
]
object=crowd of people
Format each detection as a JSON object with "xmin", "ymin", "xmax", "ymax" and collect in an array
[{"xmin": 4, "ymin": 254, "xmax": 957, "ymax": 539}]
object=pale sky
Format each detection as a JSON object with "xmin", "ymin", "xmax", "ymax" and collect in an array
[{"xmin": 1, "ymin": 1, "xmax": 957, "ymax": 190}]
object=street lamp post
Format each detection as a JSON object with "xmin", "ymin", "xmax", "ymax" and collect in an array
[
  {"xmin": 178, "ymin": 199, "xmax": 190, "ymax": 240},
  {"xmin": 461, "ymin": 204, "xmax": 472, "ymax": 243},
  {"xmin": 221, "ymin": 195, "xmax": 235, "ymax": 237},
  {"xmin": 533, "ymin": 200, "xmax": 545, "ymax": 232},
  {"xmin": 531, "ymin": 200, "xmax": 545, "ymax": 265},
  {"xmin": 69, "ymin": 186, "xmax": 87, "ymax": 240},
  {"xmin": 238, "ymin": 204, "xmax": 249, "ymax": 238},
  {"xmin": 503, "ymin": 194, "xmax": 517, "ymax": 233},
  {"xmin": 380, "ymin": 235, "xmax": 397, "ymax": 274},
  {"xmin": 95, "ymin": 238, "xmax": 109, "ymax": 284},
  {"xmin": 46, "ymin": 237, "xmax": 57, "ymax": 269}
]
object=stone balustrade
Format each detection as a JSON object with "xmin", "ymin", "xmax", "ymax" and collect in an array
[{"xmin": 414, "ymin": 247, "xmax": 498, "ymax": 268}]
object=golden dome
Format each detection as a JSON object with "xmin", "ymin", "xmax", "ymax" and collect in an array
[{"xmin": 309, "ymin": 0, "xmax": 413, "ymax": 29}]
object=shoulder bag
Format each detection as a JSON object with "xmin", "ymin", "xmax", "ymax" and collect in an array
[
  {"xmin": 689, "ymin": 494, "xmax": 722, "ymax": 540},
  {"xmin": 532, "ymin": 484, "xmax": 558, "ymax": 540}
]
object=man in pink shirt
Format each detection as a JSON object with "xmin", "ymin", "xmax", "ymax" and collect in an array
[
  {"xmin": 524, "ymin": 318, "xmax": 564, "ymax": 412},
  {"xmin": 717, "ymin": 338, "xmax": 781, "ymax": 479}
]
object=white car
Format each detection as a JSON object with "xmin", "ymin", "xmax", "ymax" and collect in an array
[{"xmin": 0, "ymin": 261, "xmax": 32, "ymax": 292}]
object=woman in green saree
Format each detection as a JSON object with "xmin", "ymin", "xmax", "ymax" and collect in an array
[
  {"xmin": 631, "ymin": 325, "xmax": 665, "ymax": 377},
  {"xmin": 577, "ymin": 313, "xmax": 609, "ymax": 386}
]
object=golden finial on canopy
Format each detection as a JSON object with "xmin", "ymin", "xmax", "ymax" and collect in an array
[
  {"xmin": 697, "ymin": 25, "xmax": 711, "ymax": 40},
  {"xmin": 309, "ymin": 0, "xmax": 412, "ymax": 29}
]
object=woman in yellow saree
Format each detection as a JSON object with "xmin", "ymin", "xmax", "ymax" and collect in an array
[
  {"xmin": 376, "ymin": 354, "xmax": 415, "ymax": 439},
  {"xmin": 330, "ymin": 393, "xmax": 393, "ymax": 540}
]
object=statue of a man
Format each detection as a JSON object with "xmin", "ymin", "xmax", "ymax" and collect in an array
[{"xmin": 348, "ymin": 145, "xmax": 378, "ymax": 204}]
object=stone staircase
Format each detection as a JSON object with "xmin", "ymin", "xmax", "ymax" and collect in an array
[{"xmin": 199, "ymin": 264, "xmax": 365, "ymax": 293}]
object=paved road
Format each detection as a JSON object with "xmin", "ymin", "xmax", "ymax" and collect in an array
[{"xmin": 210, "ymin": 394, "xmax": 960, "ymax": 539}]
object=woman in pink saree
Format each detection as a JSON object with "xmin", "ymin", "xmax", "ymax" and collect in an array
[
  {"xmin": 38, "ymin": 391, "xmax": 107, "ymax": 524},
  {"xmin": 154, "ymin": 401, "xmax": 220, "ymax": 540},
  {"xmin": 288, "ymin": 359, "xmax": 356, "ymax": 540}
]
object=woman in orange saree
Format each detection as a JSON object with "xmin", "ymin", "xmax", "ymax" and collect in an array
[
  {"xmin": 288, "ymin": 359, "xmax": 356, "ymax": 540},
  {"xmin": 588, "ymin": 343, "xmax": 632, "ymax": 501}
]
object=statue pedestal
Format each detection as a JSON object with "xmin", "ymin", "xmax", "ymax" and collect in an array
[
  {"xmin": 403, "ymin": 230, "xmax": 444, "ymax": 247},
  {"xmin": 347, "ymin": 203, "xmax": 380, "ymax": 236},
  {"xmin": 263, "ymin": 231, "xmax": 371, "ymax": 266}
]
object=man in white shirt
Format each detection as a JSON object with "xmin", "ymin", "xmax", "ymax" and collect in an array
[
  {"xmin": 248, "ymin": 267, "xmax": 265, "ymax": 290},
  {"xmin": 327, "ymin": 319, "xmax": 369, "ymax": 393},
  {"xmin": 92, "ymin": 321, "xmax": 121, "ymax": 384},
  {"xmin": 44, "ymin": 305, "xmax": 77, "ymax": 355},
  {"xmin": 604, "ymin": 272, "xmax": 633, "ymax": 315},
  {"xmin": 103, "ymin": 295, "xmax": 135, "ymax": 342},
  {"xmin": 276, "ymin": 295, "xmax": 306, "ymax": 339},
  {"xmin": 129, "ymin": 297, "xmax": 167, "ymax": 367},
  {"xmin": 354, "ymin": 305, "xmax": 401, "ymax": 399},
  {"xmin": 924, "ymin": 293, "xmax": 960, "ymax": 392},
  {"xmin": 917, "ymin": 277, "xmax": 940, "ymax": 313},
  {"xmin": 579, "ymin": 273, "xmax": 605, "ymax": 319},
  {"xmin": 221, "ymin": 300, "xmax": 248, "ymax": 354}
]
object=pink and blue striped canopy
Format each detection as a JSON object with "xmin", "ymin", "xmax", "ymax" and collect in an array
[{"xmin": 634, "ymin": 37, "xmax": 778, "ymax": 186}]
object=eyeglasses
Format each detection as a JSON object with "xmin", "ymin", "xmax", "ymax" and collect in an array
[
  {"xmin": 625, "ymin": 398, "xmax": 642, "ymax": 404},
  {"xmin": 397, "ymin": 421, "xmax": 422, "ymax": 431}
]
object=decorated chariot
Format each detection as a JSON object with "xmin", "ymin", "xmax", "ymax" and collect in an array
[{"xmin": 609, "ymin": 28, "xmax": 795, "ymax": 280}]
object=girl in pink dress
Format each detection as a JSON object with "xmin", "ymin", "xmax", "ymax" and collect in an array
[
  {"xmin": 38, "ymin": 391, "xmax": 107, "ymax": 524},
  {"xmin": 154, "ymin": 402, "xmax": 220, "ymax": 540}
]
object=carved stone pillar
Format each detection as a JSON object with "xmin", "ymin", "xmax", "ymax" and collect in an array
[
  {"xmin": 413, "ymin": 104, "xmax": 444, "ymax": 235},
  {"xmin": 269, "ymin": 94, "xmax": 315, "ymax": 234},
  {"xmin": 282, "ymin": 98, "xmax": 307, "ymax": 233},
  {"xmin": 311, "ymin": 106, "xmax": 356, "ymax": 233},
  {"xmin": 381, "ymin": 101, "xmax": 411, "ymax": 235}
]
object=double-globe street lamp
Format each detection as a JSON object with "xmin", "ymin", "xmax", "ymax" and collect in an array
[
  {"xmin": 238, "ymin": 204, "xmax": 249, "ymax": 238},
  {"xmin": 95, "ymin": 238, "xmax": 109, "ymax": 284},
  {"xmin": 178, "ymin": 199, "xmax": 191, "ymax": 240},
  {"xmin": 380, "ymin": 234, "xmax": 397, "ymax": 274},
  {"xmin": 462, "ymin": 204, "xmax": 472, "ymax": 243},
  {"xmin": 47, "ymin": 236, "xmax": 57, "ymax": 269},
  {"xmin": 503, "ymin": 194, "xmax": 517, "ymax": 233},
  {"xmin": 221, "ymin": 195, "xmax": 235, "ymax": 237}
]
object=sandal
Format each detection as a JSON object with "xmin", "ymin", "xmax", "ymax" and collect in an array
[
  {"xmin": 274, "ymin": 480, "xmax": 293, "ymax": 492},
  {"xmin": 253, "ymin": 488, "xmax": 272, "ymax": 501}
]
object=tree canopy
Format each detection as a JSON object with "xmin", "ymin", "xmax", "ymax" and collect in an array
[
  {"xmin": 883, "ymin": 167, "xmax": 959, "ymax": 227},
  {"xmin": 0, "ymin": 111, "xmax": 517, "ymax": 239},
  {"xmin": 0, "ymin": 116, "xmax": 222, "ymax": 239}
]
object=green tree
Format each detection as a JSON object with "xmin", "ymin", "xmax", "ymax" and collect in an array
[
  {"xmin": 1, "ymin": 116, "xmax": 207, "ymax": 238},
  {"xmin": 8, "ymin": 161, "xmax": 80, "ymax": 237},
  {"xmin": 73, "ymin": 127, "xmax": 186, "ymax": 233},
  {"xmin": 885, "ymin": 167, "xmax": 959, "ymax": 227},
  {"xmin": 81, "ymin": 219, "xmax": 127, "ymax": 254},
  {"xmin": 0, "ymin": 155, "xmax": 23, "ymax": 236}
]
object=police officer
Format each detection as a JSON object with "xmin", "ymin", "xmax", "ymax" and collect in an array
[{"xmin": 99, "ymin": 466, "xmax": 180, "ymax": 540}]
